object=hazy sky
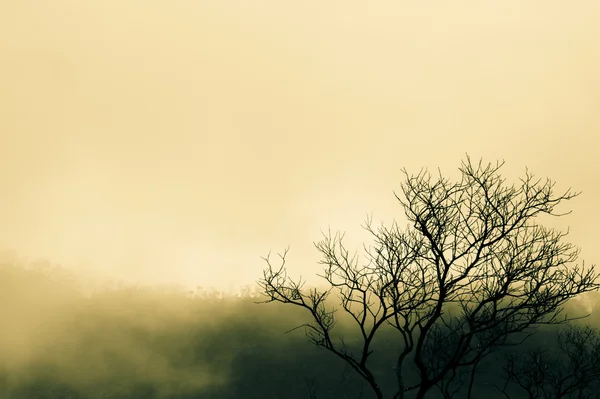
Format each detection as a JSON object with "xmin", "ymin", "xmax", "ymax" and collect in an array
[{"xmin": 1, "ymin": 1, "xmax": 599, "ymax": 292}]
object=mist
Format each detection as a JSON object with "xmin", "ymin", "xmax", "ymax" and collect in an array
[
  {"xmin": 1, "ymin": 1, "xmax": 600, "ymax": 398},
  {"xmin": 0, "ymin": 258, "xmax": 598, "ymax": 398},
  {"xmin": 1, "ymin": 1, "xmax": 599, "ymax": 291}
]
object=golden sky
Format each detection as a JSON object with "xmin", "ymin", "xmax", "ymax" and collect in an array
[{"xmin": 1, "ymin": 1, "xmax": 599, "ymax": 292}]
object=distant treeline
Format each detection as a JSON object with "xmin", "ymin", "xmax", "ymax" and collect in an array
[{"xmin": 0, "ymin": 259, "xmax": 599, "ymax": 399}]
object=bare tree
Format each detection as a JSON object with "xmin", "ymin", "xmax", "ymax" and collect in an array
[
  {"xmin": 257, "ymin": 157, "xmax": 599, "ymax": 399},
  {"xmin": 305, "ymin": 377, "xmax": 317, "ymax": 399},
  {"xmin": 499, "ymin": 324, "xmax": 600, "ymax": 399}
]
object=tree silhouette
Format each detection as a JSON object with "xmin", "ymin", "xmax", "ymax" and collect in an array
[
  {"xmin": 498, "ymin": 324, "xmax": 600, "ymax": 398},
  {"xmin": 257, "ymin": 156, "xmax": 599, "ymax": 399}
]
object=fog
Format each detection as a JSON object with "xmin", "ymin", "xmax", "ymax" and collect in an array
[
  {"xmin": 1, "ymin": 2, "xmax": 599, "ymax": 397},
  {"xmin": 1, "ymin": 1, "xmax": 599, "ymax": 291},
  {"xmin": 0, "ymin": 258, "xmax": 598, "ymax": 398}
]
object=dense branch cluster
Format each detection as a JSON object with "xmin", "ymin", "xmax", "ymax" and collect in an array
[{"xmin": 499, "ymin": 324, "xmax": 600, "ymax": 398}]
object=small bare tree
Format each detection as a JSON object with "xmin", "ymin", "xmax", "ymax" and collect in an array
[
  {"xmin": 499, "ymin": 324, "xmax": 600, "ymax": 399},
  {"xmin": 257, "ymin": 157, "xmax": 599, "ymax": 399}
]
